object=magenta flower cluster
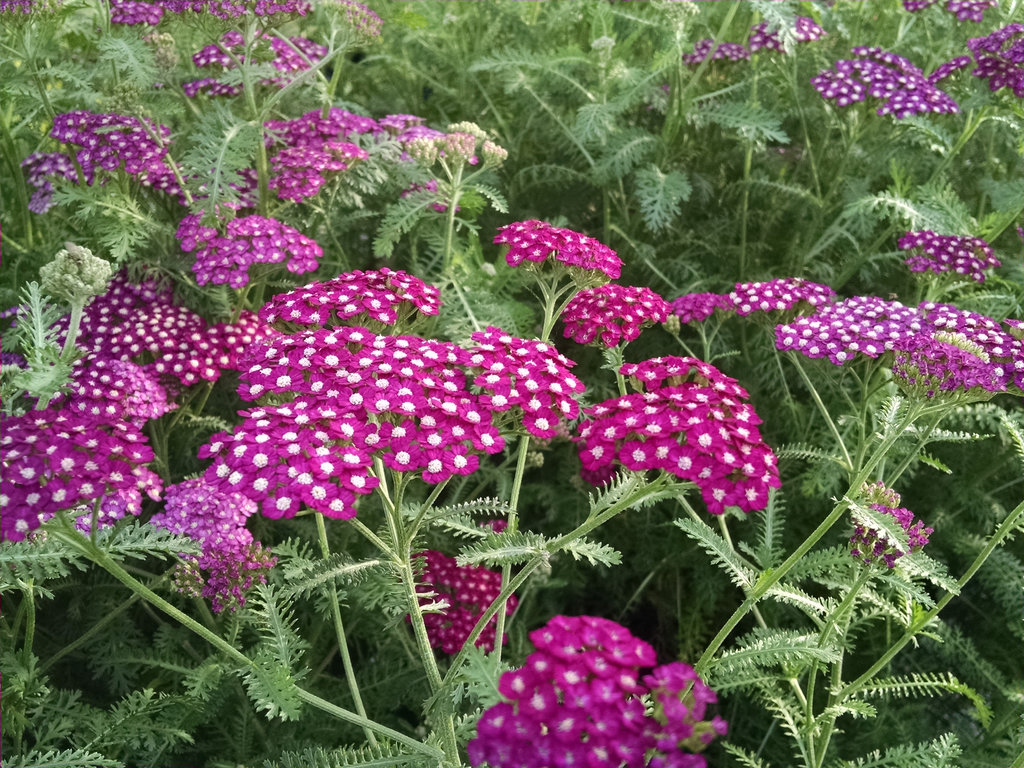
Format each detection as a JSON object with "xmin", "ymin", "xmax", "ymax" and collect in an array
[
  {"xmin": 150, "ymin": 477, "xmax": 275, "ymax": 611},
  {"xmin": 467, "ymin": 615, "xmax": 726, "ymax": 768},
  {"xmin": 672, "ymin": 278, "xmax": 836, "ymax": 324},
  {"xmin": 1, "ymin": 409, "xmax": 161, "ymax": 541},
  {"xmin": 259, "ymin": 267, "xmax": 441, "ymax": 329},
  {"xmin": 748, "ymin": 16, "xmax": 826, "ymax": 52},
  {"xmin": 62, "ymin": 271, "xmax": 275, "ymax": 387},
  {"xmin": 327, "ymin": 0, "xmax": 381, "ymax": 39},
  {"xmin": 58, "ymin": 357, "xmax": 177, "ymax": 427},
  {"xmin": 578, "ymin": 356, "xmax": 781, "ymax": 514},
  {"xmin": 967, "ymin": 24, "xmax": 1024, "ymax": 98},
  {"xmin": 413, "ymin": 549, "xmax": 516, "ymax": 655},
  {"xmin": 812, "ymin": 47, "xmax": 959, "ymax": 118},
  {"xmin": 903, "ymin": 0, "xmax": 996, "ymax": 22},
  {"xmin": 561, "ymin": 284, "xmax": 670, "ymax": 348},
  {"xmin": 50, "ymin": 111, "xmax": 171, "ymax": 185},
  {"xmin": 176, "ymin": 214, "xmax": 323, "ymax": 288},
  {"xmin": 851, "ymin": 503, "xmax": 932, "ymax": 569},
  {"xmin": 683, "ymin": 39, "xmax": 750, "ymax": 65},
  {"xmin": 898, "ymin": 230, "xmax": 999, "ymax": 283},
  {"xmin": 185, "ymin": 31, "xmax": 327, "ymax": 98},
  {"xmin": 20, "ymin": 151, "xmax": 78, "ymax": 213},
  {"xmin": 109, "ymin": 0, "xmax": 308, "ymax": 25},
  {"xmin": 493, "ymin": 220, "xmax": 622, "ymax": 281}
]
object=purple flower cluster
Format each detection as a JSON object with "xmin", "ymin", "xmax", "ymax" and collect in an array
[
  {"xmin": 919, "ymin": 303, "xmax": 1024, "ymax": 392},
  {"xmin": 775, "ymin": 296, "xmax": 924, "ymax": 364},
  {"xmin": 748, "ymin": 16, "xmax": 826, "ymax": 53},
  {"xmin": 20, "ymin": 152, "xmax": 78, "ymax": 214},
  {"xmin": 671, "ymin": 293, "xmax": 732, "ymax": 324},
  {"xmin": 493, "ymin": 220, "xmax": 622, "ymax": 282},
  {"xmin": 269, "ymin": 141, "xmax": 368, "ymax": 202},
  {"xmin": 176, "ymin": 214, "xmax": 323, "ymax": 288},
  {"xmin": 258, "ymin": 268, "xmax": 441, "ymax": 329},
  {"xmin": 0, "ymin": 0, "xmax": 41, "ymax": 13},
  {"xmin": 672, "ymin": 278, "xmax": 836, "ymax": 324},
  {"xmin": 467, "ymin": 615, "xmax": 725, "ymax": 768},
  {"xmin": 892, "ymin": 331, "xmax": 1004, "ymax": 396},
  {"xmin": 63, "ymin": 271, "xmax": 276, "ymax": 387},
  {"xmin": 58, "ymin": 358, "xmax": 176, "ymax": 427},
  {"xmin": 968, "ymin": 24, "xmax": 1024, "ymax": 97},
  {"xmin": 109, "ymin": 0, "xmax": 308, "ymax": 24},
  {"xmin": 50, "ymin": 111, "xmax": 171, "ymax": 185},
  {"xmin": 578, "ymin": 356, "xmax": 780, "ymax": 514},
  {"xmin": 413, "ymin": 549, "xmax": 516, "ymax": 655},
  {"xmin": 812, "ymin": 47, "xmax": 959, "ymax": 118},
  {"xmin": 1, "ymin": 409, "xmax": 161, "ymax": 541},
  {"xmin": 150, "ymin": 477, "xmax": 274, "ymax": 611},
  {"xmin": 898, "ymin": 230, "xmax": 999, "ymax": 282},
  {"xmin": 561, "ymin": 285, "xmax": 670, "ymax": 348},
  {"xmin": 265, "ymin": 107, "xmax": 378, "ymax": 148},
  {"xmin": 851, "ymin": 501, "xmax": 932, "ymax": 569},
  {"xmin": 684, "ymin": 39, "xmax": 750, "ymax": 65},
  {"xmin": 467, "ymin": 327, "xmax": 584, "ymax": 440},
  {"xmin": 185, "ymin": 31, "xmax": 327, "ymax": 98},
  {"xmin": 325, "ymin": 0, "xmax": 382, "ymax": 39},
  {"xmin": 903, "ymin": 0, "xmax": 996, "ymax": 21}
]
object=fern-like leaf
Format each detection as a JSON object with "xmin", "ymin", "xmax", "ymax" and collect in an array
[
  {"xmin": 851, "ymin": 672, "xmax": 992, "ymax": 728},
  {"xmin": 1, "ymin": 748, "xmax": 122, "ymax": 768},
  {"xmin": 674, "ymin": 516, "xmax": 756, "ymax": 591},
  {"xmin": 826, "ymin": 732, "xmax": 963, "ymax": 768},
  {"xmin": 633, "ymin": 164, "xmax": 691, "ymax": 234},
  {"xmin": 455, "ymin": 530, "xmax": 550, "ymax": 568},
  {"xmin": 267, "ymin": 742, "xmax": 437, "ymax": 768},
  {"xmin": 281, "ymin": 554, "xmax": 384, "ymax": 600},
  {"xmin": 561, "ymin": 536, "xmax": 622, "ymax": 567}
]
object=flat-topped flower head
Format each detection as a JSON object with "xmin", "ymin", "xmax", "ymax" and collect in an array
[
  {"xmin": 51, "ymin": 111, "xmax": 172, "ymax": 183},
  {"xmin": 812, "ymin": 47, "xmax": 959, "ymax": 118},
  {"xmin": 729, "ymin": 278, "xmax": 836, "ymax": 317},
  {"xmin": 684, "ymin": 39, "xmax": 750, "ymax": 65},
  {"xmin": 671, "ymin": 292, "xmax": 733, "ymax": 324},
  {"xmin": 265, "ymin": 107, "xmax": 378, "ymax": 149},
  {"xmin": 903, "ymin": 0, "xmax": 996, "ymax": 21},
  {"xmin": 967, "ymin": 24, "xmax": 1024, "ymax": 97},
  {"xmin": 749, "ymin": 16, "xmax": 826, "ymax": 53},
  {"xmin": 468, "ymin": 615, "xmax": 725, "ymax": 768},
  {"xmin": 150, "ymin": 477, "xmax": 273, "ymax": 611},
  {"xmin": 58, "ymin": 357, "xmax": 176, "ymax": 427},
  {"xmin": 851, "ymin": 503, "xmax": 932, "ymax": 569},
  {"xmin": 892, "ymin": 331, "xmax": 1004, "ymax": 398},
  {"xmin": 899, "ymin": 230, "xmax": 999, "ymax": 283},
  {"xmin": 775, "ymin": 296, "xmax": 924, "ymax": 365},
  {"xmin": 176, "ymin": 214, "xmax": 323, "ymax": 288},
  {"xmin": 467, "ymin": 327, "xmax": 584, "ymax": 439},
  {"xmin": 259, "ymin": 268, "xmax": 441, "ymax": 331},
  {"xmin": 63, "ymin": 271, "xmax": 276, "ymax": 387},
  {"xmin": 561, "ymin": 284, "xmax": 670, "ymax": 348},
  {"xmin": 494, "ymin": 220, "xmax": 622, "ymax": 284},
  {"xmin": 1, "ymin": 409, "xmax": 160, "ymax": 541},
  {"xmin": 268, "ymin": 141, "xmax": 367, "ymax": 202},
  {"xmin": 110, "ymin": 0, "xmax": 310, "ymax": 23},
  {"xmin": 578, "ymin": 356, "xmax": 780, "ymax": 514},
  {"xmin": 185, "ymin": 31, "xmax": 327, "ymax": 97},
  {"xmin": 412, "ymin": 550, "xmax": 516, "ymax": 654},
  {"xmin": 919, "ymin": 302, "xmax": 1024, "ymax": 391}
]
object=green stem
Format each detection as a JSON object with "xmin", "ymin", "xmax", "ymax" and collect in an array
[
  {"xmin": 838, "ymin": 496, "xmax": 1024, "ymax": 701},
  {"xmin": 47, "ymin": 517, "xmax": 442, "ymax": 759},
  {"xmin": 440, "ymin": 163, "xmax": 464, "ymax": 277},
  {"xmin": 790, "ymin": 355, "xmax": 854, "ymax": 473},
  {"xmin": 694, "ymin": 402, "xmax": 924, "ymax": 675},
  {"xmin": 19, "ymin": 582, "xmax": 36, "ymax": 667},
  {"xmin": 492, "ymin": 434, "xmax": 531, "ymax": 669},
  {"xmin": 40, "ymin": 593, "xmax": 143, "ymax": 672},
  {"xmin": 315, "ymin": 513, "xmax": 377, "ymax": 748}
]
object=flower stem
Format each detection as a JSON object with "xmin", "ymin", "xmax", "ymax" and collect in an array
[{"xmin": 315, "ymin": 513, "xmax": 377, "ymax": 747}]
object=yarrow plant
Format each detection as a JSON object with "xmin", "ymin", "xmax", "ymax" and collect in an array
[
  {"xmin": 560, "ymin": 284, "xmax": 670, "ymax": 348},
  {"xmin": 467, "ymin": 615, "xmax": 726, "ymax": 768},
  {"xmin": 898, "ymin": 230, "xmax": 1000, "ymax": 283}
]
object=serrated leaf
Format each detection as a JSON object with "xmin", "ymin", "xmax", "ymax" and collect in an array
[{"xmin": 561, "ymin": 537, "xmax": 621, "ymax": 567}]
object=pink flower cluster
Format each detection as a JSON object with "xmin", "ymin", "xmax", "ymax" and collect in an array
[
  {"xmin": 21, "ymin": 151, "xmax": 78, "ymax": 213},
  {"xmin": 748, "ymin": 16, "xmax": 826, "ymax": 52},
  {"xmin": 684, "ymin": 39, "xmax": 750, "ymax": 65},
  {"xmin": 62, "ymin": 271, "xmax": 275, "ymax": 387},
  {"xmin": 58, "ymin": 357, "xmax": 176, "ymax": 427},
  {"xmin": 176, "ymin": 214, "xmax": 323, "ymax": 287},
  {"xmin": 903, "ymin": 0, "xmax": 996, "ymax": 21},
  {"xmin": 413, "ymin": 549, "xmax": 516, "ymax": 654},
  {"xmin": 898, "ymin": 230, "xmax": 999, "ymax": 283},
  {"xmin": 967, "ymin": 24, "xmax": 1023, "ymax": 98},
  {"xmin": 109, "ymin": 0, "xmax": 308, "ymax": 24},
  {"xmin": 467, "ymin": 615, "xmax": 726, "ymax": 768},
  {"xmin": 493, "ymin": 220, "xmax": 622, "ymax": 281},
  {"xmin": 561, "ymin": 284, "xmax": 670, "ymax": 348},
  {"xmin": 259, "ymin": 267, "xmax": 441, "ymax": 329},
  {"xmin": 812, "ymin": 47, "xmax": 959, "ymax": 118},
  {"xmin": 892, "ymin": 331, "xmax": 1004, "ymax": 396},
  {"xmin": 920, "ymin": 303, "xmax": 1024, "ymax": 392},
  {"xmin": 467, "ymin": 327, "xmax": 584, "ymax": 439},
  {"xmin": 1, "ymin": 409, "xmax": 161, "ymax": 541},
  {"xmin": 578, "ymin": 356, "xmax": 780, "ymax": 514},
  {"xmin": 327, "ymin": 0, "xmax": 381, "ymax": 39},
  {"xmin": 150, "ymin": 477, "xmax": 275, "ymax": 611},
  {"xmin": 50, "ymin": 111, "xmax": 171, "ymax": 185},
  {"xmin": 672, "ymin": 278, "xmax": 836, "ymax": 324},
  {"xmin": 851, "ymin": 502, "xmax": 932, "ymax": 569}
]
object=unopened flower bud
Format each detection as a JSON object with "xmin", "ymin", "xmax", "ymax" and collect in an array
[
  {"xmin": 145, "ymin": 32, "xmax": 179, "ymax": 70},
  {"xmin": 481, "ymin": 139, "xmax": 508, "ymax": 168},
  {"xmin": 442, "ymin": 132, "xmax": 478, "ymax": 163},
  {"xmin": 662, "ymin": 313, "xmax": 681, "ymax": 335},
  {"xmin": 446, "ymin": 121, "xmax": 488, "ymax": 141},
  {"xmin": 406, "ymin": 136, "xmax": 439, "ymax": 166},
  {"xmin": 39, "ymin": 243, "xmax": 113, "ymax": 306}
]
